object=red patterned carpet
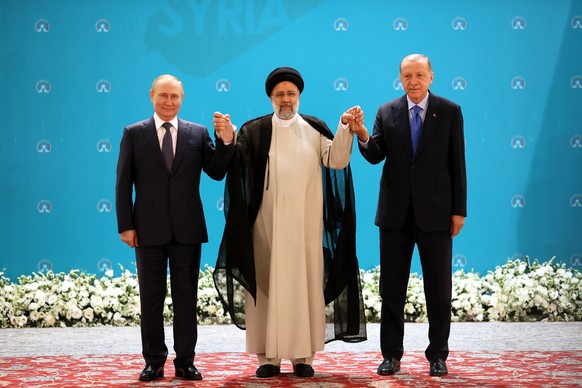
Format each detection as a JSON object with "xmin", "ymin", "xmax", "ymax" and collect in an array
[{"xmin": 1, "ymin": 351, "xmax": 581, "ymax": 387}]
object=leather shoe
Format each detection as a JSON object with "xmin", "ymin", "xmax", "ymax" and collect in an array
[
  {"xmin": 293, "ymin": 363, "xmax": 314, "ymax": 377},
  {"xmin": 175, "ymin": 364, "xmax": 203, "ymax": 380},
  {"xmin": 138, "ymin": 364, "xmax": 164, "ymax": 381},
  {"xmin": 429, "ymin": 359, "xmax": 448, "ymax": 376},
  {"xmin": 377, "ymin": 358, "xmax": 401, "ymax": 376},
  {"xmin": 256, "ymin": 364, "xmax": 280, "ymax": 378}
]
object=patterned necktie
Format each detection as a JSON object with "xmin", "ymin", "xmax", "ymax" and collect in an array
[
  {"xmin": 410, "ymin": 105, "xmax": 422, "ymax": 154},
  {"xmin": 161, "ymin": 122, "xmax": 173, "ymax": 170}
]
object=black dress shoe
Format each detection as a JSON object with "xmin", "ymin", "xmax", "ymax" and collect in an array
[
  {"xmin": 293, "ymin": 363, "xmax": 314, "ymax": 377},
  {"xmin": 175, "ymin": 364, "xmax": 203, "ymax": 380},
  {"xmin": 377, "ymin": 358, "xmax": 401, "ymax": 376},
  {"xmin": 429, "ymin": 359, "xmax": 448, "ymax": 376},
  {"xmin": 256, "ymin": 364, "xmax": 281, "ymax": 378},
  {"xmin": 138, "ymin": 364, "xmax": 164, "ymax": 381}
]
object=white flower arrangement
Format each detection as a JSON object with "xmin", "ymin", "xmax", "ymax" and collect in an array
[{"xmin": 0, "ymin": 258, "xmax": 580, "ymax": 328}]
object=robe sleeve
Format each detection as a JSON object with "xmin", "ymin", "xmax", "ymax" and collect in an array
[{"xmin": 321, "ymin": 120, "xmax": 354, "ymax": 170}]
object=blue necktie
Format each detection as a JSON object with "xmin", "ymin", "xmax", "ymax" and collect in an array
[
  {"xmin": 410, "ymin": 105, "xmax": 422, "ymax": 154},
  {"xmin": 161, "ymin": 122, "xmax": 173, "ymax": 170}
]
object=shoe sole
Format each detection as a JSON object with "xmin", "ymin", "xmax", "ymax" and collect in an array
[
  {"xmin": 256, "ymin": 373, "xmax": 280, "ymax": 378},
  {"xmin": 377, "ymin": 365, "xmax": 401, "ymax": 376},
  {"xmin": 138, "ymin": 372, "xmax": 164, "ymax": 381},
  {"xmin": 256, "ymin": 368, "xmax": 281, "ymax": 378},
  {"xmin": 175, "ymin": 374, "xmax": 203, "ymax": 380},
  {"xmin": 377, "ymin": 368, "xmax": 400, "ymax": 376},
  {"xmin": 294, "ymin": 372, "xmax": 315, "ymax": 377}
]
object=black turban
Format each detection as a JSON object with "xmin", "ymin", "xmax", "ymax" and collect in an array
[{"xmin": 265, "ymin": 67, "xmax": 304, "ymax": 96}]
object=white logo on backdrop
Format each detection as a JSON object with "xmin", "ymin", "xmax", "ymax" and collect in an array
[
  {"xmin": 393, "ymin": 78, "xmax": 403, "ymax": 90},
  {"xmin": 216, "ymin": 197, "xmax": 224, "ymax": 212},
  {"xmin": 216, "ymin": 79, "xmax": 231, "ymax": 92},
  {"xmin": 452, "ymin": 77, "xmax": 466, "ymax": 90},
  {"xmin": 511, "ymin": 76, "xmax": 526, "ymax": 89},
  {"xmin": 96, "ymin": 19, "xmax": 110, "ymax": 32},
  {"xmin": 453, "ymin": 254, "xmax": 467, "ymax": 267},
  {"xmin": 511, "ymin": 16, "xmax": 526, "ymax": 30},
  {"xmin": 452, "ymin": 17, "xmax": 467, "ymax": 30},
  {"xmin": 334, "ymin": 78, "xmax": 348, "ymax": 91},
  {"xmin": 393, "ymin": 18, "xmax": 407, "ymax": 31},
  {"xmin": 36, "ymin": 80, "xmax": 51, "ymax": 93},
  {"xmin": 35, "ymin": 20, "xmax": 50, "ymax": 32},
  {"xmin": 37, "ymin": 200, "xmax": 53, "ymax": 213},
  {"xmin": 98, "ymin": 259, "xmax": 113, "ymax": 272},
  {"xmin": 570, "ymin": 194, "xmax": 582, "ymax": 208},
  {"xmin": 96, "ymin": 80, "xmax": 111, "ymax": 93},
  {"xmin": 511, "ymin": 136, "xmax": 525, "ymax": 149},
  {"xmin": 334, "ymin": 18, "xmax": 348, "ymax": 31},
  {"xmin": 38, "ymin": 259, "xmax": 53, "ymax": 274},
  {"xmin": 97, "ymin": 199, "xmax": 112, "ymax": 213},
  {"xmin": 97, "ymin": 139, "xmax": 112, "ymax": 153},
  {"xmin": 37, "ymin": 140, "xmax": 52, "ymax": 153},
  {"xmin": 511, "ymin": 195, "xmax": 525, "ymax": 208}
]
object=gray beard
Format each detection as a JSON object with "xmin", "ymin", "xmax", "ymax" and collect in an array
[{"xmin": 273, "ymin": 101, "xmax": 299, "ymax": 120}]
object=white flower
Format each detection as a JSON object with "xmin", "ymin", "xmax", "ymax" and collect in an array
[
  {"xmin": 90, "ymin": 295, "xmax": 103, "ymax": 309},
  {"xmin": 44, "ymin": 314, "xmax": 56, "ymax": 326},
  {"xmin": 1, "ymin": 258, "xmax": 580, "ymax": 328},
  {"xmin": 60, "ymin": 281, "xmax": 75, "ymax": 292},
  {"xmin": 35, "ymin": 289, "xmax": 47, "ymax": 304},
  {"xmin": 83, "ymin": 308, "xmax": 94, "ymax": 321},
  {"xmin": 29, "ymin": 310, "xmax": 41, "ymax": 321}
]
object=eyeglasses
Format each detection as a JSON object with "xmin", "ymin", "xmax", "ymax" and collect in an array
[{"xmin": 271, "ymin": 91, "xmax": 299, "ymax": 99}]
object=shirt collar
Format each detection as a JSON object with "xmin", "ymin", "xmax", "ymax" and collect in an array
[
  {"xmin": 273, "ymin": 112, "xmax": 299, "ymax": 128},
  {"xmin": 407, "ymin": 91, "xmax": 430, "ymax": 111},
  {"xmin": 153, "ymin": 113, "xmax": 178, "ymax": 130}
]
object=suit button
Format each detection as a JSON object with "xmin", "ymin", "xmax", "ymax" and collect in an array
[{"xmin": 411, "ymin": 164, "xmax": 415, "ymax": 168}]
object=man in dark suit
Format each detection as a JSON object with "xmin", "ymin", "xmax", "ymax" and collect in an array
[
  {"xmin": 353, "ymin": 54, "xmax": 467, "ymax": 376},
  {"xmin": 115, "ymin": 74, "xmax": 234, "ymax": 381}
]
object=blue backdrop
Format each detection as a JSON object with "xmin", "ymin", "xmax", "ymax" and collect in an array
[{"xmin": 1, "ymin": 0, "xmax": 581, "ymax": 280}]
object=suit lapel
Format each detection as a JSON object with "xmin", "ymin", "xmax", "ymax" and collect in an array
[
  {"xmin": 415, "ymin": 92, "xmax": 439, "ymax": 157},
  {"xmin": 172, "ymin": 119, "xmax": 190, "ymax": 173},
  {"xmin": 395, "ymin": 96, "xmax": 413, "ymax": 159}
]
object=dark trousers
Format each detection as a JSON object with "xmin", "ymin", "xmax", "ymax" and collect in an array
[
  {"xmin": 379, "ymin": 206, "xmax": 452, "ymax": 362},
  {"xmin": 136, "ymin": 240, "xmax": 201, "ymax": 367}
]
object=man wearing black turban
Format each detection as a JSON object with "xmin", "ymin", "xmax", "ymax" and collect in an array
[{"xmin": 213, "ymin": 67, "xmax": 368, "ymax": 378}]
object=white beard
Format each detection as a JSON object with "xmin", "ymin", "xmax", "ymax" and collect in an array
[{"xmin": 273, "ymin": 100, "xmax": 300, "ymax": 120}]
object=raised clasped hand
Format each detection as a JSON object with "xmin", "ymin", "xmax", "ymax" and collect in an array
[
  {"xmin": 342, "ymin": 106, "xmax": 369, "ymax": 142},
  {"xmin": 213, "ymin": 111, "xmax": 234, "ymax": 143}
]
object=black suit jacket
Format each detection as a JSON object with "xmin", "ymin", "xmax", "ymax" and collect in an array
[
  {"xmin": 116, "ymin": 117, "xmax": 234, "ymax": 246},
  {"xmin": 359, "ymin": 92, "xmax": 467, "ymax": 232}
]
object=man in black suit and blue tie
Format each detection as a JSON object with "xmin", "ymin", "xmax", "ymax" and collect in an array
[
  {"xmin": 352, "ymin": 54, "xmax": 467, "ymax": 377},
  {"xmin": 115, "ymin": 74, "xmax": 235, "ymax": 381}
]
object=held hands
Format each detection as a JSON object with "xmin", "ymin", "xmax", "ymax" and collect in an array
[
  {"xmin": 341, "ymin": 105, "xmax": 369, "ymax": 142},
  {"xmin": 213, "ymin": 112, "xmax": 234, "ymax": 143}
]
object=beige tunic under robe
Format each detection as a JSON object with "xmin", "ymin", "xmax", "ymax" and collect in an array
[{"xmin": 245, "ymin": 113, "xmax": 354, "ymax": 364}]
